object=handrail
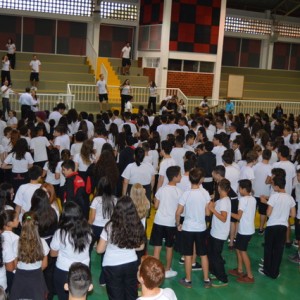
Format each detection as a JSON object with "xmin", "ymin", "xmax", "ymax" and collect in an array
[
  {"xmin": 86, "ymin": 38, "xmax": 98, "ymax": 76},
  {"xmin": 9, "ymin": 93, "xmax": 75, "ymax": 112},
  {"xmin": 100, "ymin": 63, "xmax": 108, "ymax": 81}
]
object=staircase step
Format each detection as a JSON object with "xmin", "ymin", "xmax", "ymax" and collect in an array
[{"xmin": 107, "ymin": 57, "xmax": 139, "ymax": 68}]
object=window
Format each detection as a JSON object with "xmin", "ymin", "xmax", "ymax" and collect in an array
[
  {"xmin": 183, "ymin": 60, "xmax": 198, "ymax": 72},
  {"xmin": 0, "ymin": 0, "xmax": 93, "ymax": 16},
  {"xmin": 168, "ymin": 59, "xmax": 214, "ymax": 73},
  {"xmin": 168, "ymin": 59, "xmax": 182, "ymax": 71},
  {"xmin": 100, "ymin": 1, "xmax": 138, "ymax": 21},
  {"xmin": 200, "ymin": 62, "xmax": 214, "ymax": 73}
]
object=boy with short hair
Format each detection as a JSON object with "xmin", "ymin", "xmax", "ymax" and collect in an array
[
  {"xmin": 184, "ymin": 133, "xmax": 195, "ymax": 151},
  {"xmin": 150, "ymin": 166, "xmax": 183, "ymax": 278},
  {"xmin": 157, "ymin": 140, "xmax": 176, "ymax": 190},
  {"xmin": 176, "ymin": 168, "xmax": 211, "ymax": 288},
  {"xmin": 239, "ymin": 150, "xmax": 258, "ymax": 181},
  {"xmin": 208, "ymin": 178, "xmax": 231, "ymax": 287},
  {"xmin": 64, "ymin": 263, "xmax": 93, "ymax": 300},
  {"xmin": 137, "ymin": 256, "xmax": 177, "ymax": 300},
  {"xmin": 229, "ymin": 179, "xmax": 256, "ymax": 283},
  {"xmin": 259, "ymin": 175, "xmax": 296, "ymax": 278},
  {"xmin": 232, "ymin": 139, "xmax": 242, "ymax": 163},
  {"xmin": 62, "ymin": 159, "xmax": 89, "ymax": 219},
  {"xmin": 14, "ymin": 165, "xmax": 42, "ymax": 221}
]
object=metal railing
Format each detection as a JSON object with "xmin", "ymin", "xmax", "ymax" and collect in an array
[
  {"xmin": 67, "ymin": 83, "xmax": 189, "ymax": 108},
  {"xmin": 100, "ymin": 63, "xmax": 108, "ymax": 81},
  {"xmin": 67, "ymin": 83, "xmax": 300, "ymax": 116},
  {"xmin": 9, "ymin": 93, "xmax": 75, "ymax": 112},
  {"xmin": 187, "ymin": 99, "xmax": 300, "ymax": 116}
]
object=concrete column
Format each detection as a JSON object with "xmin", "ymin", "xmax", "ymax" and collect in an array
[
  {"xmin": 267, "ymin": 42, "xmax": 274, "ymax": 70},
  {"xmin": 157, "ymin": 0, "xmax": 172, "ymax": 91},
  {"xmin": 212, "ymin": 0, "xmax": 227, "ymax": 100}
]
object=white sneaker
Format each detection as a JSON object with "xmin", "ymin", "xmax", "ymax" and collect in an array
[{"xmin": 165, "ymin": 269, "xmax": 177, "ymax": 278}]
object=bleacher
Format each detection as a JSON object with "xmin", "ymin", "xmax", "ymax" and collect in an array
[{"xmin": 220, "ymin": 66, "xmax": 300, "ymax": 101}]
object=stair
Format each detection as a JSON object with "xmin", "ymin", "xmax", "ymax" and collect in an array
[
  {"xmin": 0, "ymin": 52, "xmax": 95, "ymax": 94},
  {"xmin": 220, "ymin": 66, "xmax": 300, "ymax": 101}
]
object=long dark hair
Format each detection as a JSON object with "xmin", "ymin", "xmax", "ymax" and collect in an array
[
  {"xmin": 134, "ymin": 147, "xmax": 145, "ymax": 167},
  {"xmin": 58, "ymin": 202, "xmax": 92, "ymax": 252},
  {"xmin": 96, "ymin": 176, "xmax": 115, "ymax": 219},
  {"xmin": 48, "ymin": 148, "xmax": 60, "ymax": 173},
  {"xmin": 12, "ymin": 138, "xmax": 28, "ymax": 160},
  {"xmin": 105, "ymin": 196, "xmax": 145, "ymax": 248},
  {"xmin": 30, "ymin": 188, "xmax": 58, "ymax": 236}
]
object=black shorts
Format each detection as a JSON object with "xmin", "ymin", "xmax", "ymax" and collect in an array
[
  {"xmin": 122, "ymin": 58, "xmax": 131, "ymax": 67},
  {"xmin": 235, "ymin": 233, "xmax": 252, "ymax": 251},
  {"xmin": 231, "ymin": 198, "xmax": 238, "ymax": 223},
  {"xmin": 99, "ymin": 93, "xmax": 108, "ymax": 102},
  {"xmin": 30, "ymin": 72, "xmax": 39, "ymax": 82},
  {"xmin": 150, "ymin": 223, "xmax": 176, "ymax": 248},
  {"xmin": 181, "ymin": 230, "xmax": 207, "ymax": 256},
  {"xmin": 295, "ymin": 218, "xmax": 300, "ymax": 241},
  {"xmin": 256, "ymin": 197, "xmax": 268, "ymax": 215}
]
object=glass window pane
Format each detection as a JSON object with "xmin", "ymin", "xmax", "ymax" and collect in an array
[
  {"xmin": 183, "ymin": 60, "xmax": 198, "ymax": 72},
  {"xmin": 168, "ymin": 59, "xmax": 181, "ymax": 71},
  {"xmin": 200, "ymin": 62, "xmax": 214, "ymax": 73}
]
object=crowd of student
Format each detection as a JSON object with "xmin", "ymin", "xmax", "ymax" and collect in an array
[{"xmin": 0, "ymin": 100, "xmax": 298, "ymax": 299}]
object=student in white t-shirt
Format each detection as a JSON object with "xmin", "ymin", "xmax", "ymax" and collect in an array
[
  {"xmin": 0, "ymin": 210, "xmax": 19, "ymax": 292},
  {"xmin": 29, "ymin": 55, "xmax": 41, "ymax": 88},
  {"xmin": 97, "ymin": 196, "xmax": 145, "ymax": 300},
  {"xmin": 54, "ymin": 125, "xmax": 70, "ymax": 154},
  {"xmin": 157, "ymin": 140, "xmax": 176, "ymax": 190},
  {"xmin": 232, "ymin": 139, "xmax": 242, "ymax": 163},
  {"xmin": 88, "ymin": 176, "xmax": 117, "ymax": 286},
  {"xmin": 230, "ymin": 179, "xmax": 256, "ymax": 284},
  {"xmin": 14, "ymin": 165, "xmax": 42, "ymax": 222},
  {"xmin": 50, "ymin": 202, "xmax": 92, "ymax": 300},
  {"xmin": 212, "ymin": 134, "xmax": 227, "ymax": 166},
  {"xmin": 222, "ymin": 149, "xmax": 240, "ymax": 193},
  {"xmin": 150, "ymin": 166, "xmax": 183, "ymax": 279},
  {"xmin": 208, "ymin": 178, "xmax": 231, "ymax": 287},
  {"xmin": 125, "ymin": 95, "xmax": 133, "ymax": 113},
  {"xmin": 176, "ymin": 168, "xmax": 211, "ymax": 289},
  {"xmin": 239, "ymin": 150, "xmax": 258, "ymax": 181},
  {"xmin": 253, "ymin": 149, "xmax": 272, "ymax": 234},
  {"xmin": 171, "ymin": 135, "xmax": 187, "ymax": 174},
  {"xmin": 10, "ymin": 212, "xmax": 49, "ymax": 300},
  {"xmin": 30, "ymin": 123, "xmax": 51, "ymax": 168},
  {"xmin": 96, "ymin": 73, "xmax": 108, "ymax": 112},
  {"xmin": 259, "ymin": 175, "xmax": 296, "ymax": 279},
  {"xmin": 137, "ymin": 256, "xmax": 177, "ymax": 300}
]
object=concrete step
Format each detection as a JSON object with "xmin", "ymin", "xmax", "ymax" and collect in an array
[
  {"xmin": 119, "ymin": 75, "xmax": 148, "ymax": 86},
  {"xmin": 11, "ymin": 70, "xmax": 94, "ymax": 82},
  {"xmin": 222, "ymin": 66, "xmax": 300, "ymax": 78},
  {"xmin": 111, "ymin": 66, "xmax": 143, "ymax": 76},
  {"xmin": 13, "ymin": 61, "xmax": 91, "ymax": 73},
  {"xmin": 108, "ymin": 57, "xmax": 139, "ymax": 68},
  {"xmin": 0, "ymin": 51, "xmax": 87, "ymax": 64}
]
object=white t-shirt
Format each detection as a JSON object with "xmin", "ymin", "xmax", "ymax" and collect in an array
[
  {"xmin": 154, "ymin": 185, "xmax": 183, "ymax": 227},
  {"xmin": 7, "ymin": 116, "xmax": 17, "ymax": 126},
  {"xmin": 50, "ymin": 229, "xmax": 91, "ymax": 271},
  {"xmin": 55, "ymin": 161, "xmax": 65, "ymax": 187},
  {"xmin": 158, "ymin": 157, "xmax": 176, "ymax": 187},
  {"xmin": 119, "ymin": 121, "xmax": 137, "ymax": 136},
  {"xmin": 93, "ymin": 137, "xmax": 107, "ymax": 158},
  {"xmin": 253, "ymin": 162, "xmax": 272, "ymax": 197},
  {"xmin": 122, "ymin": 46, "xmax": 131, "ymax": 59},
  {"xmin": 2, "ymin": 60, "xmax": 10, "ymax": 71},
  {"xmin": 239, "ymin": 165, "xmax": 255, "ymax": 181},
  {"xmin": 1, "ymin": 85, "xmax": 12, "ymax": 98},
  {"xmin": 234, "ymin": 148, "xmax": 242, "ymax": 163},
  {"xmin": 272, "ymin": 161, "xmax": 296, "ymax": 195},
  {"xmin": 137, "ymin": 288, "xmax": 177, "ymax": 300},
  {"xmin": 176, "ymin": 175, "xmax": 191, "ymax": 192},
  {"xmin": 70, "ymin": 142, "xmax": 82, "ymax": 157},
  {"xmin": 157, "ymin": 124, "xmax": 169, "ymax": 141},
  {"xmin": 6, "ymin": 43, "xmax": 16, "ymax": 54},
  {"xmin": 267, "ymin": 192, "xmax": 295, "ymax": 227},
  {"xmin": 43, "ymin": 162, "xmax": 60, "ymax": 185},
  {"xmin": 29, "ymin": 59, "xmax": 41, "ymax": 73},
  {"xmin": 90, "ymin": 196, "xmax": 117, "ymax": 227},
  {"xmin": 210, "ymin": 197, "xmax": 231, "ymax": 240},
  {"xmin": 170, "ymin": 147, "xmax": 187, "ymax": 174},
  {"xmin": 180, "ymin": 187, "xmax": 210, "ymax": 232},
  {"xmin": 101, "ymin": 226, "xmax": 137, "ymax": 267},
  {"xmin": 30, "ymin": 136, "xmax": 50, "ymax": 162},
  {"xmin": 122, "ymin": 162, "xmax": 155, "ymax": 185},
  {"xmin": 48, "ymin": 111, "xmax": 62, "ymax": 127},
  {"xmin": 97, "ymin": 79, "xmax": 107, "ymax": 94},
  {"xmin": 14, "ymin": 183, "xmax": 41, "ymax": 221},
  {"xmin": 238, "ymin": 196, "xmax": 256, "ymax": 235},
  {"xmin": 212, "ymin": 145, "xmax": 227, "ymax": 166},
  {"xmin": 17, "ymin": 238, "xmax": 49, "ymax": 270},
  {"xmin": 225, "ymin": 165, "xmax": 240, "ymax": 192},
  {"xmin": 73, "ymin": 153, "xmax": 94, "ymax": 172},
  {"xmin": 54, "ymin": 134, "xmax": 70, "ymax": 154},
  {"xmin": 4, "ymin": 152, "xmax": 34, "ymax": 173}
]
